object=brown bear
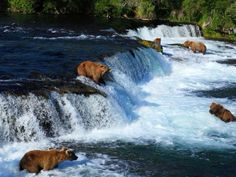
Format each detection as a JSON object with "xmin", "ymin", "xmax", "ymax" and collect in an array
[
  {"xmin": 76, "ymin": 61, "xmax": 111, "ymax": 84},
  {"xmin": 183, "ymin": 40, "xmax": 207, "ymax": 54},
  {"xmin": 209, "ymin": 102, "xmax": 236, "ymax": 123},
  {"xmin": 19, "ymin": 147, "xmax": 78, "ymax": 173}
]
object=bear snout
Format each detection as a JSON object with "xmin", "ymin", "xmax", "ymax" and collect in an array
[
  {"xmin": 70, "ymin": 153, "xmax": 78, "ymax": 161},
  {"xmin": 69, "ymin": 152, "xmax": 78, "ymax": 161},
  {"xmin": 209, "ymin": 109, "xmax": 214, "ymax": 114}
]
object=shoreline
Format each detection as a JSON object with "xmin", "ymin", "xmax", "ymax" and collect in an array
[{"xmin": 2, "ymin": 12, "xmax": 235, "ymax": 43}]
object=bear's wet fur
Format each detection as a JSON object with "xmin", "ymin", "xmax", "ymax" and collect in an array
[
  {"xmin": 76, "ymin": 61, "xmax": 111, "ymax": 84},
  {"xmin": 209, "ymin": 102, "xmax": 236, "ymax": 123},
  {"xmin": 183, "ymin": 40, "xmax": 207, "ymax": 54},
  {"xmin": 19, "ymin": 147, "xmax": 78, "ymax": 173}
]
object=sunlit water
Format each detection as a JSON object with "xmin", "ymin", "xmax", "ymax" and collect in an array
[{"xmin": 1, "ymin": 17, "xmax": 236, "ymax": 177}]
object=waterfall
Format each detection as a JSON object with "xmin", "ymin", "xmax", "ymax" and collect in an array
[
  {"xmin": 127, "ymin": 24, "xmax": 201, "ymax": 41},
  {"xmin": 0, "ymin": 93, "xmax": 125, "ymax": 142},
  {"xmin": 0, "ymin": 47, "xmax": 170, "ymax": 143}
]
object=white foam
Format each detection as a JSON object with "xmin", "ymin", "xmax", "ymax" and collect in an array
[
  {"xmin": 60, "ymin": 25, "xmax": 236, "ymax": 149},
  {"xmin": 0, "ymin": 142, "xmax": 128, "ymax": 177},
  {"xmin": 2, "ymin": 24, "xmax": 236, "ymax": 177},
  {"xmin": 126, "ymin": 24, "xmax": 201, "ymax": 41},
  {"xmin": 33, "ymin": 34, "xmax": 109, "ymax": 40}
]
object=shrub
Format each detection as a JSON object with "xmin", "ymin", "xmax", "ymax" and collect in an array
[
  {"xmin": 94, "ymin": 0, "xmax": 123, "ymax": 18},
  {"xmin": 135, "ymin": 0, "xmax": 156, "ymax": 19},
  {"xmin": 226, "ymin": 2, "xmax": 236, "ymax": 23},
  {"xmin": 42, "ymin": 0, "xmax": 57, "ymax": 14},
  {"xmin": 8, "ymin": 0, "xmax": 36, "ymax": 13}
]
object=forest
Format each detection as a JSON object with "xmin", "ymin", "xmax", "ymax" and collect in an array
[{"xmin": 1, "ymin": 0, "xmax": 236, "ymax": 40}]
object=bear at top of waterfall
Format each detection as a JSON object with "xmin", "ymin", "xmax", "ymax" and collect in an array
[
  {"xmin": 76, "ymin": 60, "xmax": 111, "ymax": 84},
  {"xmin": 209, "ymin": 102, "xmax": 236, "ymax": 123},
  {"xmin": 19, "ymin": 147, "xmax": 78, "ymax": 173},
  {"xmin": 183, "ymin": 40, "xmax": 207, "ymax": 54}
]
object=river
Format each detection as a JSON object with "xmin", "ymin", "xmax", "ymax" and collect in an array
[{"xmin": 0, "ymin": 15, "xmax": 236, "ymax": 177}]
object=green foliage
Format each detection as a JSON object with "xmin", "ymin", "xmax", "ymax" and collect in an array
[
  {"xmin": 8, "ymin": 0, "xmax": 36, "ymax": 13},
  {"xmin": 94, "ymin": 0, "xmax": 123, "ymax": 17},
  {"xmin": 176, "ymin": 0, "xmax": 236, "ymax": 34},
  {"xmin": 135, "ymin": 0, "xmax": 156, "ymax": 19},
  {"xmin": 42, "ymin": 0, "xmax": 91, "ymax": 14},
  {"xmin": 42, "ymin": 0, "xmax": 56, "ymax": 14},
  {"xmin": 226, "ymin": 2, "xmax": 236, "ymax": 23},
  {"xmin": 6, "ymin": 0, "xmax": 92, "ymax": 14},
  {"xmin": 182, "ymin": 0, "xmax": 208, "ymax": 21},
  {"xmin": 93, "ymin": 0, "xmax": 156, "ymax": 19},
  {"xmin": 203, "ymin": 28, "xmax": 236, "ymax": 42}
]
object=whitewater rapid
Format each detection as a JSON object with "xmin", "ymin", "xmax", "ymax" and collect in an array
[
  {"xmin": 60, "ymin": 25, "xmax": 236, "ymax": 149},
  {"xmin": 1, "ymin": 24, "xmax": 236, "ymax": 176}
]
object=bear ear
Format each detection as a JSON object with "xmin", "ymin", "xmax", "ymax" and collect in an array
[
  {"xmin": 66, "ymin": 149, "xmax": 74, "ymax": 155},
  {"xmin": 60, "ymin": 147, "xmax": 68, "ymax": 152},
  {"xmin": 211, "ymin": 102, "xmax": 216, "ymax": 106},
  {"xmin": 66, "ymin": 150, "xmax": 70, "ymax": 155}
]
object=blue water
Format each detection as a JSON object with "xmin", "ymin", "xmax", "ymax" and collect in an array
[{"xmin": 1, "ymin": 14, "xmax": 236, "ymax": 177}]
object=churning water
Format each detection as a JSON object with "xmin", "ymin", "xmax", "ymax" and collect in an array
[{"xmin": 0, "ymin": 16, "xmax": 236, "ymax": 177}]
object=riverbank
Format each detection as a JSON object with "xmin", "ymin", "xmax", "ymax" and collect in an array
[
  {"xmin": 1, "ymin": 0, "xmax": 236, "ymax": 42},
  {"xmin": 1, "ymin": 12, "xmax": 236, "ymax": 43}
]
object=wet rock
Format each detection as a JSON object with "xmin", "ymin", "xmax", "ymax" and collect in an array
[
  {"xmin": 135, "ymin": 37, "xmax": 163, "ymax": 52},
  {"xmin": 0, "ymin": 79, "xmax": 107, "ymax": 98},
  {"xmin": 217, "ymin": 59, "xmax": 236, "ymax": 66}
]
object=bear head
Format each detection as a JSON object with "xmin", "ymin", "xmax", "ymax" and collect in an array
[
  {"xmin": 183, "ymin": 40, "xmax": 192, "ymax": 47},
  {"xmin": 154, "ymin": 38, "xmax": 161, "ymax": 45},
  {"xmin": 60, "ymin": 147, "xmax": 78, "ymax": 161},
  {"xmin": 97, "ymin": 64, "xmax": 111, "ymax": 76},
  {"xmin": 209, "ymin": 102, "xmax": 223, "ymax": 116}
]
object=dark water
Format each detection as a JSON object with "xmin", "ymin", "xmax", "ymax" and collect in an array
[
  {"xmin": 1, "ymin": 14, "xmax": 236, "ymax": 177},
  {"xmin": 193, "ymin": 83, "xmax": 236, "ymax": 101},
  {"xmin": 59, "ymin": 141, "xmax": 236, "ymax": 177},
  {"xmin": 0, "ymin": 14, "xmax": 142, "ymax": 81}
]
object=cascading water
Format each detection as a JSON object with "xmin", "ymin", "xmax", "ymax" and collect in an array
[
  {"xmin": 127, "ymin": 24, "xmax": 202, "ymax": 40},
  {"xmin": 0, "ymin": 47, "xmax": 170, "ymax": 143},
  {"xmin": 1, "ymin": 19, "xmax": 236, "ymax": 177}
]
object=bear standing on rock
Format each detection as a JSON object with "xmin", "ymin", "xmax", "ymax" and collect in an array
[
  {"xmin": 19, "ymin": 147, "xmax": 78, "ymax": 173},
  {"xmin": 183, "ymin": 40, "xmax": 207, "ymax": 54},
  {"xmin": 76, "ymin": 60, "xmax": 111, "ymax": 84}
]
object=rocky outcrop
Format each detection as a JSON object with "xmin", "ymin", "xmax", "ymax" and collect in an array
[
  {"xmin": 136, "ymin": 37, "xmax": 163, "ymax": 52},
  {"xmin": 0, "ymin": 80, "xmax": 107, "ymax": 98}
]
